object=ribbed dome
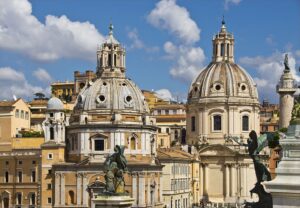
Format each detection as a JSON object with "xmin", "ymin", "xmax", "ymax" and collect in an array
[
  {"xmin": 74, "ymin": 77, "xmax": 149, "ymax": 113},
  {"xmin": 47, "ymin": 97, "xmax": 64, "ymax": 110},
  {"xmin": 188, "ymin": 62, "xmax": 258, "ymax": 101}
]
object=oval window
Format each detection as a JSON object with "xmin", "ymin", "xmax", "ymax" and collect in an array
[
  {"xmin": 215, "ymin": 84, "xmax": 221, "ymax": 91},
  {"xmin": 126, "ymin": 96, "xmax": 132, "ymax": 102},
  {"xmin": 241, "ymin": 85, "xmax": 246, "ymax": 91},
  {"xmin": 99, "ymin": 95, "xmax": 105, "ymax": 102}
]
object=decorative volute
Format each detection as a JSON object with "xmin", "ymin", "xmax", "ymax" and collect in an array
[
  {"xmin": 212, "ymin": 17, "xmax": 235, "ymax": 63},
  {"xmin": 96, "ymin": 23, "xmax": 126, "ymax": 78}
]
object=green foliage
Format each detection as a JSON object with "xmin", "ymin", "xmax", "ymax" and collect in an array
[
  {"xmin": 267, "ymin": 132, "xmax": 280, "ymax": 149},
  {"xmin": 279, "ymin": 127, "xmax": 288, "ymax": 133},
  {"xmin": 20, "ymin": 131, "xmax": 44, "ymax": 138}
]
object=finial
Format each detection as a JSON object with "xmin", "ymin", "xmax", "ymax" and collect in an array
[
  {"xmin": 109, "ymin": 22, "xmax": 114, "ymax": 35},
  {"xmin": 222, "ymin": 15, "xmax": 225, "ymax": 25}
]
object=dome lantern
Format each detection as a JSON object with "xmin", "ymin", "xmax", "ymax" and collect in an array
[
  {"xmin": 96, "ymin": 23, "xmax": 126, "ymax": 78},
  {"xmin": 212, "ymin": 17, "xmax": 234, "ymax": 63}
]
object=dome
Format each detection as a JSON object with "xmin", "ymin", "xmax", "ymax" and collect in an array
[
  {"xmin": 188, "ymin": 62, "xmax": 258, "ymax": 101},
  {"xmin": 75, "ymin": 77, "xmax": 149, "ymax": 113},
  {"xmin": 47, "ymin": 97, "xmax": 64, "ymax": 110}
]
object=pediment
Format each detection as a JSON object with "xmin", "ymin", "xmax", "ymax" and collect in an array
[{"xmin": 198, "ymin": 144, "xmax": 238, "ymax": 156}]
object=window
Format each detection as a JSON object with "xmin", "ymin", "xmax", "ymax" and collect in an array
[
  {"xmin": 32, "ymin": 160, "xmax": 36, "ymax": 165},
  {"xmin": 108, "ymin": 54, "xmax": 112, "ymax": 66},
  {"xmin": 242, "ymin": 115, "xmax": 249, "ymax": 131},
  {"xmin": 157, "ymin": 110, "xmax": 161, "ymax": 115},
  {"xmin": 158, "ymin": 128, "xmax": 161, "ymax": 133},
  {"xmin": 213, "ymin": 115, "xmax": 222, "ymax": 131},
  {"xmin": 114, "ymin": 54, "xmax": 117, "ymax": 66},
  {"xmin": 30, "ymin": 193, "xmax": 36, "ymax": 205},
  {"xmin": 18, "ymin": 171, "xmax": 22, "ymax": 183},
  {"xmin": 5, "ymin": 171, "xmax": 9, "ymax": 183},
  {"xmin": 25, "ymin": 112, "xmax": 29, "ymax": 120},
  {"xmin": 50, "ymin": 127, "xmax": 54, "ymax": 140},
  {"xmin": 31, "ymin": 171, "xmax": 36, "ymax": 182},
  {"xmin": 68, "ymin": 191, "xmax": 75, "ymax": 205},
  {"xmin": 48, "ymin": 197, "xmax": 52, "ymax": 204},
  {"xmin": 221, "ymin": 43, "xmax": 225, "ymax": 56},
  {"xmin": 15, "ymin": 109, "xmax": 19, "ymax": 118},
  {"xmin": 161, "ymin": 138, "xmax": 164, "ymax": 146},
  {"xmin": 48, "ymin": 153, "xmax": 53, "ymax": 160},
  {"xmin": 50, "ymin": 113, "xmax": 54, "ymax": 117},
  {"xmin": 48, "ymin": 169, "xmax": 52, "ymax": 175},
  {"xmin": 47, "ymin": 183, "xmax": 52, "ymax": 190},
  {"xmin": 21, "ymin": 110, "xmax": 24, "ymax": 119},
  {"xmin": 94, "ymin": 139, "xmax": 104, "ymax": 151},
  {"xmin": 165, "ymin": 110, "xmax": 169, "ymax": 115},
  {"xmin": 18, "ymin": 160, "xmax": 22, "ymax": 165},
  {"xmin": 5, "ymin": 161, "xmax": 9, "ymax": 165},
  {"xmin": 130, "ymin": 137, "xmax": 136, "ymax": 150},
  {"xmin": 16, "ymin": 193, "xmax": 22, "ymax": 205},
  {"xmin": 227, "ymin": 44, "xmax": 230, "ymax": 57},
  {"xmin": 166, "ymin": 128, "xmax": 170, "ymax": 134},
  {"xmin": 191, "ymin": 116, "xmax": 196, "ymax": 132}
]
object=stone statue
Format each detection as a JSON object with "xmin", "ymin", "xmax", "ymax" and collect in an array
[
  {"xmin": 230, "ymin": 131, "xmax": 273, "ymax": 208},
  {"xmin": 284, "ymin": 53, "xmax": 290, "ymax": 72},
  {"xmin": 291, "ymin": 101, "xmax": 300, "ymax": 123},
  {"xmin": 104, "ymin": 145, "xmax": 127, "ymax": 194}
]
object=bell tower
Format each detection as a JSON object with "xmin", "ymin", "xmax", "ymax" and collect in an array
[
  {"xmin": 212, "ymin": 17, "xmax": 235, "ymax": 63},
  {"xmin": 277, "ymin": 54, "xmax": 297, "ymax": 128},
  {"xmin": 96, "ymin": 23, "xmax": 126, "ymax": 78}
]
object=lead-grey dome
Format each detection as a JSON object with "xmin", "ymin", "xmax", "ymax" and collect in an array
[
  {"xmin": 47, "ymin": 97, "xmax": 64, "ymax": 110},
  {"xmin": 75, "ymin": 77, "xmax": 149, "ymax": 113}
]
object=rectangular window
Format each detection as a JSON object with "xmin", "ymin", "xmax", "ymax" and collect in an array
[
  {"xmin": 161, "ymin": 138, "xmax": 164, "ymax": 146},
  {"xmin": 213, "ymin": 115, "xmax": 222, "ymax": 131},
  {"xmin": 94, "ymin": 139, "xmax": 104, "ymax": 151},
  {"xmin": 18, "ymin": 160, "xmax": 22, "ymax": 165},
  {"xmin": 15, "ymin": 109, "xmax": 19, "ymax": 118},
  {"xmin": 31, "ymin": 171, "xmax": 36, "ymax": 182},
  {"xmin": 48, "ymin": 169, "xmax": 52, "ymax": 175},
  {"xmin": 50, "ymin": 113, "xmax": 54, "ymax": 117},
  {"xmin": 165, "ymin": 110, "xmax": 169, "ymax": 115},
  {"xmin": 5, "ymin": 161, "xmax": 9, "ymax": 165},
  {"xmin": 191, "ymin": 116, "xmax": 196, "ymax": 132},
  {"xmin": 242, "ymin": 115, "xmax": 249, "ymax": 131},
  {"xmin": 16, "ymin": 193, "xmax": 22, "ymax": 205},
  {"xmin": 31, "ymin": 193, "xmax": 36, "ymax": 205},
  {"xmin": 32, "ymin": 160, "xmax": 36, "ymax": 165},
  {"xmin": 157, "ymin": 110, "xmax": 161, "ymax": 115},
  {"xmin": 48, "ymin": 197, "xmax": 52, "ymax": 204},
  {"xmin": 25, "ymin": 112, "xmax": 29, "ymax": 120},
  {"xmin": 48, "ymin": 153, "xmax": 53, "ymax": 160},
  {"xmin": 5, "ymin": 171, "xmax": 9, "ymax": 183},
  {"xmin": 18, "ymin": 171, "xmax": 22, "ymax": 183},
  {"xmin": 21, "ymin": 110, "xmax": 24, "ymax": 119},
  {"xmin": 47, "ymin": 183, "xmax": 52, "ymax": 190}
]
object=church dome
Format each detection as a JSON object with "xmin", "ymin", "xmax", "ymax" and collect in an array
[
  {"xmin": 47, "ymin": 97, "xmax": 64, "ymax": 110},
  {"xmin": 188, "ymin": 62, "xmax": 258, "ymax": 100},
  {"xmin": 73, "ymin": 24, "xmax": 149, "ymax": 114},
  {"xmin": 188, "ymin": 20, "xmax": 258, "ymax": 103},
  {"xmin": 75, "ymin": 77, "xmax": 149, "ymax": 113}
]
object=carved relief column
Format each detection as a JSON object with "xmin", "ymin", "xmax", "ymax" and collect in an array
[
  {"xmin": 132, "ymin": 172, "xmax": 138, "ymax": 206},
  {"xmin": 76, "ymin": 173, "xmax": 82, "ymax": 205},
  {"xmin": 55, "ymin": 173, "xmax": 60, "ymax": 206},
  {"xmin": 60, "ymin": 173, "xmax": 65, "ymax": 205},
  {"xmin": 138, "ymin": 173, "xmax": 145, "ymax": 206},
  {"xmin": 225, "ymin": 164, "xmax": 230, "ymax": 198},
  {"xmin": 82, "ymin": 173, "xmax": 88, "ymax": 206}
]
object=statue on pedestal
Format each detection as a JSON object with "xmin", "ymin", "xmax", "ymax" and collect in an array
[
  {"xmin": 104, "ymin": 145, "xmax": 128, "ymax": 194},
  {"xmin": 230, "ymin": 131, "xmax": 276, "ymax": 208}
]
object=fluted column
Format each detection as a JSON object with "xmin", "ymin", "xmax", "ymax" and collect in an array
[
  {"xmin": 55, "ymin": 173, "xmax": 60, "ymax": 206},
  {"xmin": 60, "ymin": 173, "xmax": 65, "ymax": 205},
  {"xmin": 225, "ymin": 164, "xmax": 230, "ymax": 198},
  {"xmin": 82, "ymin": 173, "xmax": 88, "ymax": 206},
  {"xmin": 76, "ymin": 173, "xmax": 82, "ymax": 205}
]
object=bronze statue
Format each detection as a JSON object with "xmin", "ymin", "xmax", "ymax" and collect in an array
[
  {"xmin": 104, "ymin": 145, "xmax": 127, "ymax": 194},
  {"xmin": 230, "ymin": 131, "xmax": 273, "ymax": 208},
  {"xmin": 284, "ymin": 53, "xmax": 290, "ymax": 72}
]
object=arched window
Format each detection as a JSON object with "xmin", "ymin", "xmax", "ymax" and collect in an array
[
  {"xmin": 108, "ymin": 54, "xmax": 112, "ymax": 66},
  {"xmin": 175, "ymin": 130, "xmax": 179, "ymax": 140},
  {"xmin": 221, "ymin": 43, "xmax": 225, "ymax": 56},
  {"xmin": 114, "ymin": 54, "xmax": 117, "ymax": 66},
  {"xmin": 68, "ymin": 191, "xmax": 75, "ymax": 205},
  {"xmin": 50, "ymin": 127, "xmax": 54, "ymax": 140},
  {"xmin": 130, "ymin": 137, "xmax": 136, "ymax": 150},
  {"xmin": 30, "ymin": 193, "xmax": 36, "ymax": 205},
  {"xmin": 242, "ymin": 115, "xmax": 249, "ymax": 131},
  {"xmin": 213, "ymin": 115, "xmax": 222, "ymax": 131}
]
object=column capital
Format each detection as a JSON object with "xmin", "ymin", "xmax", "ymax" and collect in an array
[{"xmin": 55, "ymin": 173, "xmax": 61, "ymax": 178}]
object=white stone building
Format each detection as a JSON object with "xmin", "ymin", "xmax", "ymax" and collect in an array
[{"xmin": 186, "ymin": 20, "xmax": 262, "ymax": 204}]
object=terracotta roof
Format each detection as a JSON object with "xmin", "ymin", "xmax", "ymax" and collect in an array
[
  {"xmin": 153, "ymin": 104, "xmax": 185, "ymax": 110},
  {"xmin": 157, "ymin": 148, "xmax": 193, "ymax": 161},
  {"xmin": 0, "ymin": 99, "xmax": 19, "ymax": 107}
]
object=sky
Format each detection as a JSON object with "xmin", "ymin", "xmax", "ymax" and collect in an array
[{"xmin": 0, "ymin": 0, "xmax": 299, "ymax": 103}]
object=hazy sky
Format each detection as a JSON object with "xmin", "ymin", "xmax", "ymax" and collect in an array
[{"xmin": 0, "ymin": 0, "xmax": 299, "ymax": 102}]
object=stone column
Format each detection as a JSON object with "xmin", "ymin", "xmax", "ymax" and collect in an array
[
  {"xmin": 159, "ymin": 173, "xmax": 163, "ymax": 203},
  {"xmin": 55, "ymin": 173, "xmax": 60, "ymax": 206},
  {"xmin": 82, "ymin": 173, "xmax": 88, "ymax": 206},
  {"xmin": 132, "ymin": 172, "xmax": 138, "ymax": 205},
  {"xmin": 76, "ymin": 173, "xmax": 82, "ymax": 205},
  {"xmin": 243, "ymin": 165, "xmax": 248, "ymax": 197},
  {"xmin": 230, "ymin": 164, "xmax": 236, "ymax": 197},
  {"xmin": 225, "ymin": 164, "xmax": 230, "ymax": 198},
  {"xmin": 204, "ymin": 164, "xmax": 209, "ymax": 195},
  {"xmin": 138, "ymin": 173, "xmax": 145, "ymax": 206},
  {"xmin": 199, "ymin": 164, "xmax": 204, "ymax": 197},
  {"xmin": 60, "ymin": 173, "xmax": 65, "ymax": 205}
]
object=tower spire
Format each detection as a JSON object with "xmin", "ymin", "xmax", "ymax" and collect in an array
[
  {"xmin": 222, "ymin": 15, "xmax": 225, "ymax": 25},
  {"xmin": 109, "ymin": 22, "xmax": 114, "ymax": 35}
]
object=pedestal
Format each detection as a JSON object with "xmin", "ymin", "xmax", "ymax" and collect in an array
[
  {"xmin": 91, "ymin": 195, "xmax": 135, "ymax": 208},
  {"xmin": 264, "ymin": 123, "xmax": 300, "ymax": 208}
]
